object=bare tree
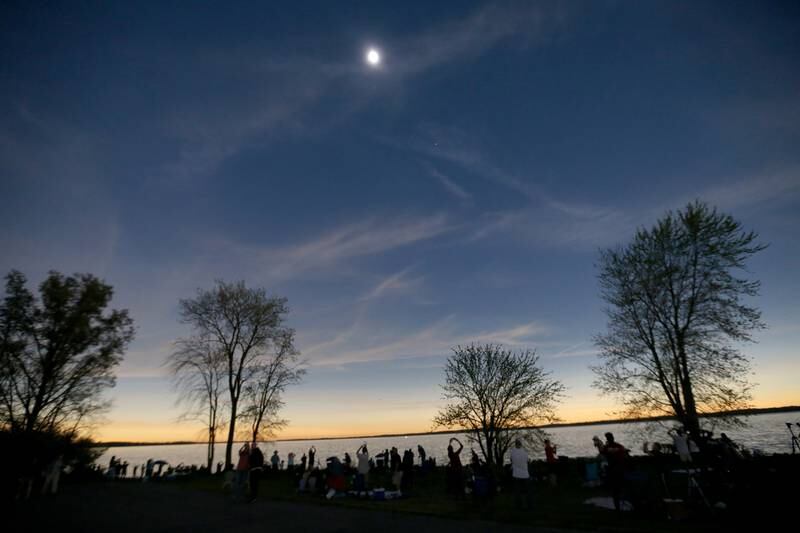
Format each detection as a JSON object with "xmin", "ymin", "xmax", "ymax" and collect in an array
[
  {"xmin": 167, "ymin": 336, "xmax": 227, "ymax": 470},
  {"xmin": 433, "ymin": 344, "xmax": 564, "ymax": 469},
  {"xmin": 178, "ymin": 280, "xmax": 297, "ymax": 469},
  {"xmin": 0, "ymin": 270, "xmax": 134, "ymax": 435},
  {"xmin": 240, "ymin": 328, "xmax": 305, "ymax": 443},
  {"xmin": 593, "ymin": 201, "xmax": 766, "ymax": 441}
]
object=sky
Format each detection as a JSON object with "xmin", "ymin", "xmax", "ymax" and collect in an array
[{"xmin": 1, "ymin": 1, "xmax": 799, "ymax": 442}]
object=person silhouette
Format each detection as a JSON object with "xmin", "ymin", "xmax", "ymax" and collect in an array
[
  {"xmin": 446, "ymin": 438, "xmax": 464, "ymax": 498},
  {"xmin": 417, "ymin": 445, "xmax": 427, "ymax": 465},
  {"xmin": 600, "ymin": 432, "xmax": 628, "ymax": 511},
  {"xmin": 308, "ymin": 446, "xmax": 316, "ymax": 471}
]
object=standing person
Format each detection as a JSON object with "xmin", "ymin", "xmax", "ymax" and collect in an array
[
  {"xmin": 356, "ymin": 444, "xmax": 370, "ymax": 493},
  {"xmin": 308, "ymin": 446, "xmax": 316, "ymax": 471},
  {"xmin": 249, "ymin": 443, "xmax": 264, "ymax": 502},
  {"xmin": 417, "ymin": 445, "xmax": 427, "ymax": 466},
  {"xmin": 271, "ymin": 450, "xmax": 280, "ymax": 471},
  {"xmin": 234, "ymin": 442, "xmax": 250, "ymax": 501},
  {"xmin": 390, "ymin": 447, "xmax": 402, "ymax": 490},
  {"xmin": 470, "ymin": 448, "xmax": 481, "ymax": 470},
  {"xmin": 670, "ymin": 428, "xmax": 693, "ymax": 463},
  {"xmin": 446, "ymin": 438, "xmax": 464, "ymax": 497},
  {"xmin": 287, "ymin": 452, "xmax": 296, "ymax": 470},
  {"xmin": 401, "ymin": 449, "xmax": 414, "ymax": 493},
  {"xmin": 510, "ymin": 439, "xmax": 532, "ymax": 509},
  {"xmin": 300, "ymin": 453, "xmax": 307, "ymax": 472},
  {"xmin": 600, "ymin": 432, "xmax": 628, "ymax": 511},
  {"xmin": 343, "ymin": 452, "xmax": 352, "ymax": 469},
  {"xmin": 390, "ymin": 447, "xmax": 401, "ymax": 472},
  {"xmin": 544, "ymin": 439, "xmax": 558, "ymax": 487},
  {"xmin": 41, "ymin": 455, "xmax": 63, "ymax": 496}
]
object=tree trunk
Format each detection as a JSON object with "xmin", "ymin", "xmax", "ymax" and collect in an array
[
  {"xmin": 207, "ymin": 429, "xmax": 215, "ymax": 471},
  {"xmin": 225, "ymin": 399, "xmax": 238, "ymax": 469},
  {"xmin": 681, "ymin": 378, "xmax": 701, "ymax": 441}
]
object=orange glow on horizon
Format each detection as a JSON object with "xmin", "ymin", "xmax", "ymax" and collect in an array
[{"xmin": 92, "ymin": 398, "xmax": 800, "ymax": 443}]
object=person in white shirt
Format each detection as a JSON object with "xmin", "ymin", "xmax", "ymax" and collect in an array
[
  {"xmin": 356, "ymin": 444, "xmax": 370, "ymax": 492},
  {"xmin": 41, "ymin": 455, "xmax": 63, "ymax": 495},
  {"xmin": 510, "ymin": 439, "xmax": 532, "ymax": 509},
  {"xmin": 670, "ymin": 428, "xmax": 693, "ymax": 463}
]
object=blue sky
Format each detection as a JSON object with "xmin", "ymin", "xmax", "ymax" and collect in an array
[{"xmin": 2, "ymin": 1, "xmax": 799, "ymax": 440}]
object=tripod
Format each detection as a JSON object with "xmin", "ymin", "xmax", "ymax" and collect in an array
[
  {"xmin": 685, "ymin": 468, "xmax": 710, "ymax": 508},
  {"xmin": 788, "ymin": 423, "xmax": 800, "ymax": 454}
]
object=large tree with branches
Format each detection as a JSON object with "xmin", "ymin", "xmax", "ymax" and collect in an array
[
  {"xmin": 433, "ymin": 343, "xmax": 563, "ymax": 469},
  {"xmin": 0, "ymin": 270, "xmax": 134, "ymax": 436},
  {"xmin": 593, "ymin": 201, "xmax": 766, "ymax": 441},
  {"xmin": 178, "ymin": 280, "xmax": 302, "ymax": 469}
]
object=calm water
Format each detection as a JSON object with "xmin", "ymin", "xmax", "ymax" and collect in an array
[{"xmin": 98, "ymin": 411, "xmax": 800, "ymax": 471}]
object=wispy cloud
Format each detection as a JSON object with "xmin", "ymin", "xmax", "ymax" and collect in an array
[
  {"xmin": 304, "ymin": 314, "xmax": 551, "ymax": 367},
  {"xmin": 389, "ymin": 2, "xmax": 564, "ymax": 78},
  {"xmin": 397, "ymin": 123, "xmax": 542, "ymax": 201},
  {"xmin": 686, "ymin": 169, "xmax": 800, "ymax": 212},
  {"xmin": 205, "ymin": 213, "xmax": 455, "ymax": 283},
  {"xmin": 546, "ymin": 341, "xmax": 598, "ymax": 359},
  {"xmin": 360, "ymin": 267, "xmax": 425, "ymax": 302},
  {"xmin": 426, "ymin": 166, "xmax": 472, "ymax": 204},
  {"xmin": 158, "ymin": 2, "xmax": 568, "ymax": 183}
]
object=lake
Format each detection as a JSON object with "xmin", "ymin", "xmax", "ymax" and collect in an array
[{"xmin": 97, "ymin": 411, "xmax": 800, "ymax": 472}]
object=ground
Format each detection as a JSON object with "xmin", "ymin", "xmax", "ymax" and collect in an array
[
  {"xmin": 12, "ymin": 455, "xmax": 797, "ymax": 533},
  {"xmin": 13, "ymin": 481, "xmax": 570, "ymax": 533}
]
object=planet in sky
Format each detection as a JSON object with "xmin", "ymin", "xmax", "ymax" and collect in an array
[{"xmin": 366, "ymin": 48, "xmax": 381, "ymax": 66}]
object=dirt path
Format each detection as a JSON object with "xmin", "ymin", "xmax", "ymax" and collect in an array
[{"xmin": 13, "ymin": 481, "xmax": 570, "ymax": 533}]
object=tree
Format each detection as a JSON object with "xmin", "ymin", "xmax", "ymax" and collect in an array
[
  {"xmin": 433, "ymin": 343, "xmax": 564, "ymax": 469},
  {"xmin": 178, "ymin": 280, "xmax": 300, "ymax": 469},
  {"xmin": 240, "ymin": 328, "xmax": 305, "ymax": 443},
  {"xmin": 167, "ymin": 336, "xmax": 227, "ymax": 471},
  {"xmin": 593, "ymin": 201, "xmax": 766, "ymax": 441},
  {"xmin": 0, "ymin": 270, "xmax": 134, "ymax": 435}
]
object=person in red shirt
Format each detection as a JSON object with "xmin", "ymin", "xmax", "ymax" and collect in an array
[
  {"xmin": 600, "ymin": 432, "xmax": 629, "ymax": 511},
  {"xmin": 544, "ymin": 439, "xmax": 558, "ymax": 487},
  {"xmin": 234, "ymin": 442, "xmax": 250, "ymax": 501}
]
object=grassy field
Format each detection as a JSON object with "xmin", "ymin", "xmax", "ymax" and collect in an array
[{"xmin": 170, "ymin": 459, "xmax": 758, "ymax": 532}]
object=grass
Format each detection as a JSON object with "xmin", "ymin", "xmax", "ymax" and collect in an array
[{"xmin": 169, "ymin": 460, "xmax": 748, "ymax": 532}]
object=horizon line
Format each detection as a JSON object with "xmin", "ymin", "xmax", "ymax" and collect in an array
[{"xmin": 93, "ymin": 404, "xmax": 800, "ymax": 447}]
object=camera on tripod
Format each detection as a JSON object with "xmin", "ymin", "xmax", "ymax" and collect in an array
[{"xmin": 787, "ymin": 422, "xmax": 800, "ymax": 454}]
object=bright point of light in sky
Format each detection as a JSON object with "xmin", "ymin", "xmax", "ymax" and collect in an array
[{"xmin": 366, "ymin": 48, "xmax": 381, "ymax": 66}]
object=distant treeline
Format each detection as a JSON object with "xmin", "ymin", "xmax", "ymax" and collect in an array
[{"xmin": 94, "ymin": 405, "xmax": 800, "ymax": 448}]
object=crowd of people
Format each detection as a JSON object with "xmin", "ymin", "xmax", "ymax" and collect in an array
[
  {"xmin": 93, "ymin": 425, "xmax": 751, "ymax": 514},
  {"xmin": 225, "ymin": 436, "xmax": 558, "ymax": 508}
]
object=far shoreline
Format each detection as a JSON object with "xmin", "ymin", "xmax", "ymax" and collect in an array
[{"xmin": 94, "ymin": 404, "xmax": 800, "ymax": 448}]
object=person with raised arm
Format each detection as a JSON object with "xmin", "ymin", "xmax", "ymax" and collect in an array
[
  {"xmin": 307, "ymin": 446, "xmax": 316, "ymax": 471},
  {"xmin": 446, "ymin": 437, "xmax": 464, "ymax": 498},
  {"xmin": 356, "ymin": 444, "xmax": 370, "ymax": 494}
]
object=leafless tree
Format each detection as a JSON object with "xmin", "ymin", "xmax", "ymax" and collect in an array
[
  {"xmin": 240, "ymin": 328, "xmax": 305, "ymax": 443},
  {"xmin": 433, "ymin": 343, "xmax": 564, "ymax": 469},
  {"xmin": 593, "ymin": 201, "xmax": 766, "ymax": 441},
  {"xmin": 167, "ymin": 336, "xmax": 227, "ymax": 470},
  {"xmin": 178, "ymin": 280, "xmax": 300, "ymax": 468},
  {"xmin": 0, "ymin": 270, "xmax": 134, "ymax": 436}
]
